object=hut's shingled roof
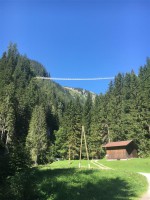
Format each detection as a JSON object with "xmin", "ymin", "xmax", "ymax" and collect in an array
[{"xmin": 103, "ymin": 140, "xmax": 133, "ymax": 148}]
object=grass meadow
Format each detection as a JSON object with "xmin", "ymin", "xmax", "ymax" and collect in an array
[
  {"xmin": 30, "ymin": 159, "xmax": 149, "ymax": 200},
  {"xmin": 98, "ymin": 158, "xmax": 150, "ymax": 173}
]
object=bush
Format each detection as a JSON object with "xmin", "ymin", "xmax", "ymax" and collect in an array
[{"xmin": 5, "ymin": 170, "xmax": 36, "ymax": 200}]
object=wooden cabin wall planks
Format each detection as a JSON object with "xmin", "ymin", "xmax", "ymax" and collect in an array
[{"xmin": 103, "ymin": 140, "xmax": 138, "ymax": 159}]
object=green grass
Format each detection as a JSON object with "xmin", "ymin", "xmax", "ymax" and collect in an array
[
  {"xmin": 98, "ymin": 158, "xmax": 150, "ymax": 173},
  {"xmin": 39, "ymin": 160, "xmax": 97, "ymax": 170},
  {"xmin": 31, "ymin": 159, "xmax": 148, "ymax": 200}
]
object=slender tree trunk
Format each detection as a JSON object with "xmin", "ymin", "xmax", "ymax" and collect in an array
[
  {"xmin": 35, "ymin": 155, "xmax": 38, "ymax": 166},
  {"xmin": 5, "ymin": 131, "xmax": 9, "ymax": 154},
  {"xmin": 108, "ymin": 126, "xmax": 110, "ymax": 143},
  {"xmin": 79, "ymin": 127, "xmax": 83, "ymax": 168},
  {"xmin": 83, "ymin": 126, "xmax": 90, "ymax": 169},
  {"xmin": 69, "ymin": 145, "xmax": 71, "ymax": 165}
]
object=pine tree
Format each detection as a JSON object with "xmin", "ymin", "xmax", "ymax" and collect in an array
[
  {"xmin": 108, "ymin": 73, "xmax": 124, "ymax": 141},
  {"xmin": 137, "ymin": 60, "xmax": 150, "ymax": 156},
  {"xmin": 83, "ymin": 93, "xmax": 93, "ymax": 136},
  {"xmin": 64, "ymin": 100, "xmax": 80, "ymax": 160},
  {"xmin": 54, "ymin": 127, "xmax": 68, "ymax": 159},
  {"xmin": 26, "ymin": 105, "xmax": 48, "ymax": 165},
  {"xmin": 0, "ymin": 95, "xmax": 15, "ymax": 154},
  {"xmin": 90, "ymin": 96, "xmax": 103, "ymax": 158}
]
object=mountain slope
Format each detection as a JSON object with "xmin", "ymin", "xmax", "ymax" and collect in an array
[{"xmin": 64, "ymin": 86, "xmax": 96, "ymax": 102}]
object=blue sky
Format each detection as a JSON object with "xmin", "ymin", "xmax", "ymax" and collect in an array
[{"xmin": 1, "ymin": 0, "xmax": 150, "ymax": 94}]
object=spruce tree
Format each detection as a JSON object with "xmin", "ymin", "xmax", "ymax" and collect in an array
[
  {"xmin": 90, "ymin": 95, "xmax": 103, "ymax": 158},
  {"xmin": 54, "ymin": 127, "xmax": 68, "ymax": 159},
  {"xmin": 83, "ymin": 93, "xmax": 92, "ymax": 135},
  {"xmin": 26, "ymin": 105, "xmax": 48, "ymax": 165}
]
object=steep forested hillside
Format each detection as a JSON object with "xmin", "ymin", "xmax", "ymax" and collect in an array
[
  {"xmin": 54, "ymin": 65, "xmax": 150, "ymax": 159},
  {"xmin": 64, "ymin": 86, "xmax": 96, "ymax": 103},
  {"xmin": 0, "ymin": 43, "xmax": 150, "ymax": 199}
]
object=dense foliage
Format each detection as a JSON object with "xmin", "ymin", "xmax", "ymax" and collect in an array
[
  {"xmin": 0, "ymin": 43, "xmax": 150, "ymax": 199},
  {"xmin": 55, "ymin": 68, "xmax": 150, "ymax": 159}
]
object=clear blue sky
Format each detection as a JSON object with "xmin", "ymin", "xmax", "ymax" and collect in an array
[{"xmin": 1, "ymin": 0, "xmax": 150, "ymax": 94}]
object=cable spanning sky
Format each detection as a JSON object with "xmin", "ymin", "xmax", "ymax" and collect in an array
[
  {"xmin": 1, "ymin": 0, "xmax": 150, "ymax": 94},
  {"xmin": 36, "ymin": 76, "xmax": 115, "ymax": 81}
]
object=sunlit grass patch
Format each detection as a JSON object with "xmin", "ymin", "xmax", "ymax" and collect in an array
[
  {"xmin": 98, "ymin": 158, "xmax": 150, "ymax": 173},
  {"xmin": 31, "ymin": 160, "xmax": 148, "ymax": 200}
]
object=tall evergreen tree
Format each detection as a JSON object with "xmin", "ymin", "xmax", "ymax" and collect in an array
[
  {"xmin": 90, "ymin": 95, "xmax": 103, "ymax": 158},
  {"xmin": 54, "ymin": 127, "xmax": 68, "ymax": 159},
  {"xmin": 83, "ymin": 93, "xmax": 93, "ymax": 135},
  {"xmin": 26, "ymin": 105, "xmax": 48, "ymax": 165}
]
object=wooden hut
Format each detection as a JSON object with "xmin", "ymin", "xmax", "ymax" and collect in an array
[{"xmin": 103, "ymin": 140, "xmax": 137, "ymax": 160}]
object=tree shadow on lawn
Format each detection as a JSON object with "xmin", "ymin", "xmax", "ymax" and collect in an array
[{"xmin": 33, "ymin": 168, "xmax": 138, "ymax": 200}]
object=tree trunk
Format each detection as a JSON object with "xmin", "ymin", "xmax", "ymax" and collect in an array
[
  {"xmin": 68, "ymin": 145, "xmax": 71, "ymax": 165},
  {"xmin": 34, "ymin": 155, "xmax": 38, "ymax": 166}
]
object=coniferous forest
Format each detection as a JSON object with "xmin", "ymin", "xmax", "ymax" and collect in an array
[{"xmin": 0, "ymin": 43, "xmax": 150, "ymax": 199}]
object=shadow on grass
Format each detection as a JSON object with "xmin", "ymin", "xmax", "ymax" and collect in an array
[{"xmin": 32, "ymin": 168, "xmax": 137, "ymax": 200}]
